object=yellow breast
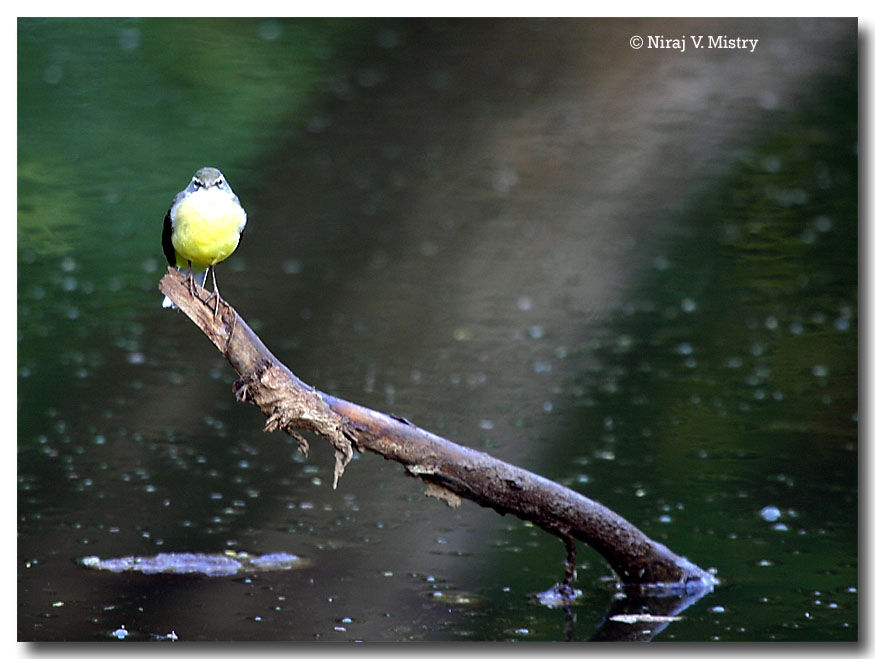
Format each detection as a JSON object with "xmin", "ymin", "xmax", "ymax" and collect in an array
[{"xmin": 170, "ymin": 188, "xmax": 247, "ymax": 271}]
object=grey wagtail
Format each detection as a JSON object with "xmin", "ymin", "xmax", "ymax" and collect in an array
[{"xmin": 161, "ymin": 167, "xmax": 247, "ymax": 316}]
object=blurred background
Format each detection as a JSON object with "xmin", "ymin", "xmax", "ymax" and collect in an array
[{"xmin": 18, "ymin": 18, "xmax": 857, "ymax": 641}]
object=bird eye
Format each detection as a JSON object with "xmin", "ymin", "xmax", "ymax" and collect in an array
[{"xmin": 216, "ymin": 178, "xmax": 225, "ymax": 188}]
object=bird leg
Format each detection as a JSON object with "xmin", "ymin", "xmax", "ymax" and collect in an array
[
  {"xmin": 203, "ymin": 265, "xmax": 223, "ymax": 318},
  {"xmin": 182, "ymin": 260, "xmax": 200, "ymax": 301}
]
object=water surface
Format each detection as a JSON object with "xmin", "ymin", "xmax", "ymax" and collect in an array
[{"xmin": 18, "ymin": 18, "xmax": 856, "ymax": 641}]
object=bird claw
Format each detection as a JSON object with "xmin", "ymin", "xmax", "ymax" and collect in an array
[
  {"xmin": 204, "ymin": 289, "xmax": 226, "ymax": 318},
  {"xmin": 208, "ymin": 294, "xmax": 222, "ymax": 318},
  {"xmin": 183, "ymin": 269, "xmax": 201, "ymax": 302}
]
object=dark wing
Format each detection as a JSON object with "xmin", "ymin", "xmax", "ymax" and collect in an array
[{"xmin": 161, "ymin": 205, "xmax": 176, "ymax": 267}]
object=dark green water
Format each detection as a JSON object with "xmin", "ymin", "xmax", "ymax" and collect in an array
[
  {"xmin": 18, "ymin": 18, "xmax": 857, "ymax": 641},
  {"xmin": 557, "ymin": 87, "xmax": 859, "ymax": 640}
]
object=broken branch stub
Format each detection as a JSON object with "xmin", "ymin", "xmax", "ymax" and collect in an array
[
  {"xmin": 232, "ymin": 361, "xmax": 354, "ymax": 488},
  {"xmin": 159, "ymin": 268, "xmax": 713, "ymax": 588}
]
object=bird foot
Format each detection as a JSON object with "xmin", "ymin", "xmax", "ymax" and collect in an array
[
  {"xmin": 183, "ymin": 273, "xmax": 202, "ymax": 302},
  {"xmin": 204, "ymin": 290, "xmax": 225, "ymax": 318}
]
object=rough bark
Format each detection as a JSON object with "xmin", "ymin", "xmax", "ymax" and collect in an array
[{"xmin": 159, "ymin": 267, "xmax": 714, "ymax": 588}]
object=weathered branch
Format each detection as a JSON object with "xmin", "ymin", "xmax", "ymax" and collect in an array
[{"xmin": 159, "ymin": 267, "xmax": 714, "ymax": 588}]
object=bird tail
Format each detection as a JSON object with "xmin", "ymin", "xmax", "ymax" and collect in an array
[{"xmin": 161, "ymin": 269, "xmax": 207, "ymax": 309}]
